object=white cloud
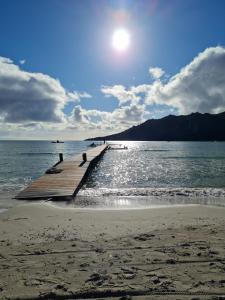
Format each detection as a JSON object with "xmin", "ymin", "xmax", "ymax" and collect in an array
[
  {"xmin": 0, "ymin": 56, "xmax": 91, "ymax": 125},
  {"xmin": 69, "ymin": 103, "xmax": 146, "ymax": 133},
  {"xmin": 111, "ymin": 104, "xmax": 146, "ymax": 125},
  {"xmin": 101, "ymin": 84, "xmax": 140, "ymax": 105},
  {"xmin": 0, "ymin": 56, "xmax": 68, "ymax": 123},
  {"xmin": 79, "ymin": 92, "xmax": 92, "ymax": 99},
  {"xmin": 67, "ymin": 91, "xmax": 92, "ymax": 102},
  {"xmin": 149, "ymin": 67, "xmax": 165, "ymax": 79},
  {"xmin": 19, "ymin": 59, "xmax": 26, "ymax": 65},
  {"xmin": 146, "ymin": 46, "xmax": 225, "ymax": 114},
  {"xmin": 70, "ymin": 105, "xmax": 89, "ymax": 124}
]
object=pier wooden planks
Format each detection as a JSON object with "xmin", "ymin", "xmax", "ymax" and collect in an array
[{"xmin": 16, "ymin": 144, "xmax": 108, "ymax": 200}]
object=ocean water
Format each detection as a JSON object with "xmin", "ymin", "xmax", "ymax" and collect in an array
[{"xmin": 0, "ymin": 140, "xmax": 225, "ymax": 209}]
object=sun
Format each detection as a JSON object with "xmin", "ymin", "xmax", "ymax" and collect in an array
[{"xmin": 112, "ymin": 29, "xmax": 130, "ymax": 52}]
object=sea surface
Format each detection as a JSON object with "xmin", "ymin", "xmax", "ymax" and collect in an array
[{"xmin": 0, "ymin": 140, "xmax": 225, "ymax": 210}]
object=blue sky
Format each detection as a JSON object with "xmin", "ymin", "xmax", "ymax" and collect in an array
[{"xmin": 0, "ymin": 0, "xmax": 225, "ymax": 139}]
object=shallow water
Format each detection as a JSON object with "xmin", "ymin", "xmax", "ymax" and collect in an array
[{"xmin": 0, "ymin": 140, "xmax": 225, "ymax": 209}]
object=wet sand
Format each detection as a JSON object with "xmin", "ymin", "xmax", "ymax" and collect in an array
[{"xmin": 0, "ymin": 204, "xmax": 225, "ymax": 299}]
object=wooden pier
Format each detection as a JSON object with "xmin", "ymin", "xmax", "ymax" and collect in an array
[{"xmin": 16, "ymin": 144, "xmax": 108, "ymax": 200}]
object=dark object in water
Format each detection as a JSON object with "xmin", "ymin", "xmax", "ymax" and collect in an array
[
  {"xmin": 88, "ymin": 142, "xmax": 97, "ymax": 147},
  {"xmin": 52, "ymin": 140, "xmax": 64, "ymax": 143},
  {"xmin": 108, "ymin": 145, "xmax": 128, "ymax": 150}
]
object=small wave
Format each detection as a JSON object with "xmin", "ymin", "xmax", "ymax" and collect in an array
[
  {"xmin": 0, "ymin": 177, "xmax": 32, "ymax": 193},
  {"xmin": 79, "ymin": 187, "xmax": 225, "ymax": 198},
  {"xmin": 77, "ymin": 187, "xmax": 225, "ymax": 208}
]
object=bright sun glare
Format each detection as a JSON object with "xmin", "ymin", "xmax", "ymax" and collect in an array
[{"xmin": 112, "ymin": 29, "xmax": 130, "ymax": 52}]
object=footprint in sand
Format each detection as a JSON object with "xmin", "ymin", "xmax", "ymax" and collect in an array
[{"xmin": 133, "ymin": 233, "xmax": 155, "ymax": 241}]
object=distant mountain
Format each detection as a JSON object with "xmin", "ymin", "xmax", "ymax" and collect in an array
[{"xmin": 87, "ymin": 111, "xmax": 225, "ymax": 141}]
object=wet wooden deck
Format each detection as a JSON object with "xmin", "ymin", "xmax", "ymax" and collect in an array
[{"xmin": 16, "ymin": 144, "xmax": 108, "ymax": 200}]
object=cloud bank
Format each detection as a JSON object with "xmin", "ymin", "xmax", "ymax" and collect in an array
[
  {"xmin": 69, "ymin": 104, "xmax": 146, "ymax": 132},
  {"xmin": 1, "ymin": 46, "xmax": 225, "ymax": 139},
  {"xmin": 147, "ymin": 46, "xmax": 225, "ymax": 114},
  {"xmin": 102, "ymin": 46, "xmax": 225, "ymax": 116},
  {"xmin": 0, "ymin": 57, "xmax": 68, "ymax": 123},
  {"xmin": 0, "ymin": 57, "xmax": 93, "ymax": 125},
  {"xmin": 101, "ymin": 85, "xmax": 140, "ymax": 105}
]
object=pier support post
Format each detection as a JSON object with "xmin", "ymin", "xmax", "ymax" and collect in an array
[
  {"xmin": 82, "ymin": 152, "xmax": 87, "ymax": 162},
  {"xmin": 59, "ymin": 153, "xmax": 63, "ymax": 162}
]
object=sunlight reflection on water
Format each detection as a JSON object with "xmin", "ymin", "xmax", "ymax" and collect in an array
[
  {"xmin": 85, "ymin": 141, "xmax": 225, "ymax": 189},
  {"xmin": 78, "ymin": 141, "xmax": 225, "ymax": 208}
]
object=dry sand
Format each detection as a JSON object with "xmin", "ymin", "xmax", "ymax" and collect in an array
[{"xmin": 0, "ymin": 203, "xmax": 225, "ymax": 300}]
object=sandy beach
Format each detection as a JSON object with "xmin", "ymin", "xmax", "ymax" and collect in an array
[{"xmin": 0, "ymin": 204, "xmax": 225, "ymax": 300}]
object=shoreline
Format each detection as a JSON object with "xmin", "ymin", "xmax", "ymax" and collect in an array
[
  {"xmin": 0, "ymin": 197, "xmax": 223, "ymax": 214},
  {"xmin": 2, "ymin": 186, "xmax": 225, "ymax": 213},
  {"xmin": 1, "ymin": 200, "xmax": 225, "ymax": 215},
  {"xmin": 0, "ymin": 204, "xmax": 225, "ymax": 299}
]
